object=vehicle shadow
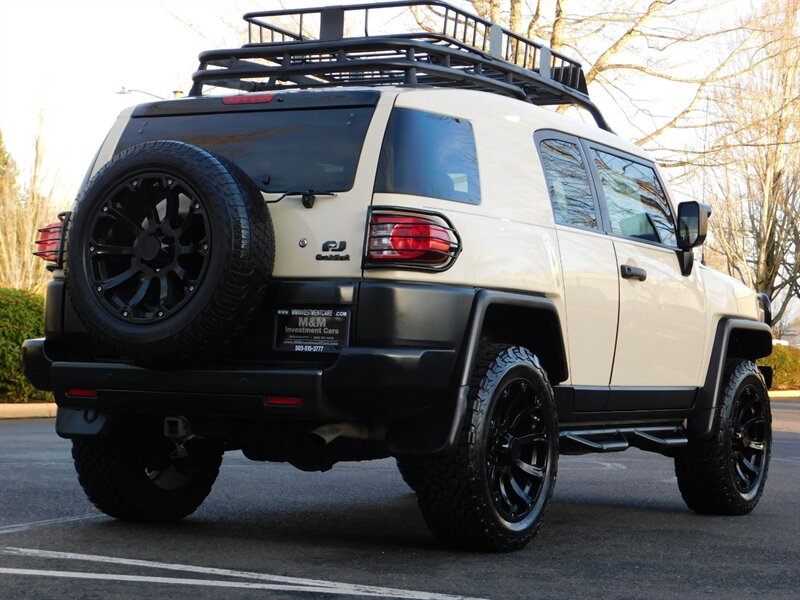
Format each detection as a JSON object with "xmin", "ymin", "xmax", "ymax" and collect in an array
[{"xmin": 73, "ymin": 484, "xmax": 702, "ymax": 556}]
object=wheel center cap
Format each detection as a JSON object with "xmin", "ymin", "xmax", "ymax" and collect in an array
[
  {"xmin": 498, "ymin": 433, "xmax": 519, "ymax": 463},
  {"xmin": 139, "ymin": 236, "xmax": 161, "ymax": 261}
]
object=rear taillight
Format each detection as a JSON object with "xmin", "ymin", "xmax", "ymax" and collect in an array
[
  {"xmin": 33, "ymin": 211, "xmax": 70, "ymax": 269},
  {"xmin": 365, "ymin": 210, "xmax": 460, "ymax": 269},
  {"xmin": 34, "ymin": 222, "xmax": 61, "ymax": 262}
]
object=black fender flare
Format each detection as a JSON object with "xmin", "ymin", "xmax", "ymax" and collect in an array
[
  {"xmin": 688, "ymin": 317, "xmax": 772, "ymax": 439},
  {"xmin": 456, "ymin": 290, "xmax": 568, "ymax": 388},
  {"xmin": 389, "ymin": 289, "xmax": 568, "ymax": 455}
]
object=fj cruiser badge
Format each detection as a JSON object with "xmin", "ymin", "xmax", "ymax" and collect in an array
[
  {"xmin": 317, "ymin": 240, "xmax": 350, "ymax": 261},
  {"xmin": 322, "ymin": 241, "xmax": 347, "ymax": 252}
]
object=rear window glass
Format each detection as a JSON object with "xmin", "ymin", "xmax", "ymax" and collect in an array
[
  {"xmin": 117, "ymin": 107, "xmax": 375, "ymax": 192},
  {"xmin": 374, "ymin": 108, "xmax": 480, "ymax": 204}
]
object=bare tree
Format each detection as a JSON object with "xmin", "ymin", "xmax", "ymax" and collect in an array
[
  {"xmin": 773, "ymin": 311, "xmax": 800, "ymax": 340},
  {"xmin": 0, "ymin": 131, "xmax": 16, "ymax": 194},
  {"xmin": 702, "ymin": 0, "xmax": 799, "ymax": 327},
  {"xmin": 412, "ymin": 1, "xmax": 776, "ymax": 152},
  {"xmin": 0, "ymin": 128, "xmax": 66, "ymax": 294}
]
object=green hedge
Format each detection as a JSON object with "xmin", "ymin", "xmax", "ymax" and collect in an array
[
  {"xmin": 762, "ymin": 344, "xmax": 800, "ymax": 391},
  {"xmin": 0, "ymin": 287, "xmax": 50, "ymax": 402}
]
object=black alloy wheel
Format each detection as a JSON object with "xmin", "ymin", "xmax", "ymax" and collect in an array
[
  {"xmin": 86, "ymin": 172, "xmax": 210, "ymax": 323},
  {"xmin": 486, "ymin": 376, "xmax": 551, "ymax": 524},
  {"xmin": 729, "ymin": 380, "xmax": 769, "ymax": 499}
]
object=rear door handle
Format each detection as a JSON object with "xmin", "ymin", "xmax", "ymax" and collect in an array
[{"xmin": 620, "ymin": 264, "xmax": 647, "ymax": 281}]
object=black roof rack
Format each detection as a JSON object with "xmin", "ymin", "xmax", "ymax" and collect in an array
[{"xmin": 188, "ymin": 1, "xmax": 611, "ymax": 131}]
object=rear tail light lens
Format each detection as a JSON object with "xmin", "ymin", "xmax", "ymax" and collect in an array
[
  {"xmin": 366, "ymin": 210, "xmax": 460, "ymax": 269},
  {"xmin": 34, "ymin": 222, "xmax": 62, "ymax": 262},
  {"xmin": 33, "ymin": 211, "xmax": 70, "ymax": 269}
]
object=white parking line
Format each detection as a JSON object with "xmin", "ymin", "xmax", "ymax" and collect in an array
[
  {"xmin": 0, "ymin": 548, "xmax": 488, "ymax": 600},
  {"xmin": 0, "ymin": 569, "xmax": 465, "ymax": 597},
  {"xmin": 559, "ymin": 460, "xmax": 628, "ymax": 471},
  {"xmin": 0, "ymin": 514, "xmax": 102, "ymax": 535}
]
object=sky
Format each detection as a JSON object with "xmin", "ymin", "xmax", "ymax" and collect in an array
[
  {"xmin": 0, "ymin": 0, "xmax": 246, "ymax": 201},
  {"xmin": 0, "ymin": 0, "xmax": 433, "ymax": 201},
  {"xmin": 0, "ymin": 0, "xmax": 750, "ymax": 203}
]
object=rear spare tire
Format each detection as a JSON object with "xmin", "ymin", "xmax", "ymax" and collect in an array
[{"xmin": 66, "ymin": 140, "xmax": 274, "ymax": 363}]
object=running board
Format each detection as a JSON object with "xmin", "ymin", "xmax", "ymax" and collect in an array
[{"xmin": 559, "ymin": 425, "xmax": 688, "ymax": 456}]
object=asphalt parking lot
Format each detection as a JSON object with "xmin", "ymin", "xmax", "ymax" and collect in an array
[{"xmin": 1, "ymin": 401, "xmax": 798, "ymax": 599}]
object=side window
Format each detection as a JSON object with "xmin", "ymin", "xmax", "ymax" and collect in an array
[
  {"xmin": 374, "ymin": 108, "xmax": 480, "ymax": 204},
  {"xmin": 590, "ymin": 149, "xmax": 676, "ymax": 246},
  {"xmin": 538, "ymin": 138, "xmax": 598, "ymax": 230}
]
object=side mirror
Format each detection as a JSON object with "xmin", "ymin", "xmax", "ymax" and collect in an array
[{"xmin": 676, "ymin": 201, "xmax": 711, "ymax": 250}]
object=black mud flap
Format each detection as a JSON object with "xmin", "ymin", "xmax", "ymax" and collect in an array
[
  {"xmin": 387, "ymin": 385, "xmax": 467, "ymax": 455},
  {"xmin": 759, "ymin": 365, "xmax": 773, "ymax": 389}
]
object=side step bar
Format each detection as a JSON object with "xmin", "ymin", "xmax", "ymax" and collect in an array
[{"xmin": 559, "ymin": 425, "xmax": 688, "ymax": 456}]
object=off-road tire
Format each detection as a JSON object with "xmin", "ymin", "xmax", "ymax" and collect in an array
[
  {"xmin": 395, "ymin": 458, "xmax": 420, "ymax": 492},
  {"xmin": 72, "ymin": 434, "xmax": 223, "ymax": 522},
  {"xmin": 409, "ymin": 344, "xmax": 558, "ymax": 551},
  {"xmin": 675, "ymin": 359, "xmax": 771, "ymax": 515},
  {"xmin": 66, "ymin": 140, "xmax": 274, "ymax": 364}
]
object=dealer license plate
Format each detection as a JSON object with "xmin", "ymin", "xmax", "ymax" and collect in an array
[{"xmin": 274, "ymin": 308, "xmax": 350, "ymax": 353}]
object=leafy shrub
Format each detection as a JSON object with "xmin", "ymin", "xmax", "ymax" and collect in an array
[
  {"xmin": 761, "ymin": 344, "xmax": 800, "ymax": 391},
  {"xmin": 0, "ymin": 287, "xmax": 50, "ymax": 402}
]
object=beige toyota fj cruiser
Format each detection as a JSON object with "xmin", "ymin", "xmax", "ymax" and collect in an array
[{"xmin": 25, "ymin": 1, "xmax": 774, "ymax": 551}]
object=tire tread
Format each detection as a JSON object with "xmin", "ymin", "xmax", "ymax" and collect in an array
[{"xmin": 72, "ymin": 436, "xmax": 222, "ymax": 522}]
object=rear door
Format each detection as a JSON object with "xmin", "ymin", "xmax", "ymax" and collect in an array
[
  {"xmin": 585, "ymin": 143, "xmax": 706, "ymax": 404},
  {"xmin": 535, "ymin": 132, "xmax": 618, "ymax": 397}
]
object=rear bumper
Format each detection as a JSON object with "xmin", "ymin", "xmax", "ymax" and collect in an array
[
  {"xmin": 23, "ymin": 278, "xmax": 477, "ymax": 453},
  {"xmin": 23, "ymin": 337, "xmax": 457, "ymax": 422}
]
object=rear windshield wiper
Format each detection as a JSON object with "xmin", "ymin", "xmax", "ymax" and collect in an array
[{"xmin": 262, "ymin": 188, "xmax": 337, "ymax": 209}]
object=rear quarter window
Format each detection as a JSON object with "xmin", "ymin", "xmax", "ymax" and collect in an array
[{"xmin": 374, "ymin": 108, "xmax": 481, "ymax": 204}]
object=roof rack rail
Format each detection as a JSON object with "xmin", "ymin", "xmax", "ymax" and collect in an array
[{"xmin": 188, "ymin": 1, "xmax": 611, "ymax": 132}]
